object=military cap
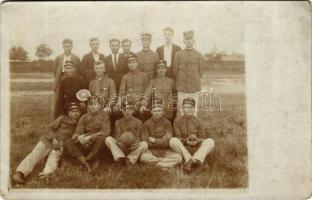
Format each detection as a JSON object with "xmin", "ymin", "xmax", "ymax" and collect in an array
[
  {"xmin": 76, "ymin": 89, "xmax": 91, "ymax": 102},
  {"xmin": 94, "ymin": 60, "xmax": 105, "ymax": 66},
  {"xmin": 183, "ymin": 30, "xmax": 194, "ymax": 39},
  {"xmin": 127, "ymin": 54, "xmax": 137, "ymax": 63},
  {"xmin": 67, "ymin": 102, "xmax": 80, "ymax": 112},
  {"xmin": 121, "ymin": 97, "xmax": 135, "ymax": 110},
  {"xmin": 151, "ymin": 103, "xmax": 164, "ymax": 111},
  {"xmin": 64, "ymin": 61, "xmax": 74, "ymax": 67},
  {"xmin": 156, "ymin": 59, "xmax": 167, "ymax": 69},
  {"xmin": 182, "ymin": 97, "xmax": 196, "ymax": 107},
  {"xmin": 62, "ymin": 38, "xmax": 73, "ymax": 44},
  {"xmin": 141, "ymin": 33, "xmax": 152, "ymax": 40}
]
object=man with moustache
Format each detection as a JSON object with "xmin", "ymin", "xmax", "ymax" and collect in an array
[
  {"xmin": 105, "ymin": 39, "xmax": 128, "ymax": 91},
  {"xmin": 121, "ymin": 39, "xmax": 135, "ymax": 58}
]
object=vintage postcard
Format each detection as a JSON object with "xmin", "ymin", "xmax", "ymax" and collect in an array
[{"xmin": 0, "ymin": 1, "xmax": 311, "ymax": 199}]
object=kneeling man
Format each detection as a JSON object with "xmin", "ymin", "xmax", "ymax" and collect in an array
[
  {"xmin": 140, "ymin": 104, "xmax": 182, "ymax": 170},
  {"xmin": 65, "ymin": 98, "xmax": 110, "ymax": 172},
  {"xmin": 105, "ymin": 101, "xmax": 148, "ymax": 166},
  {"xmin": 170, "ymin": 97, "xmax": 215, "ymax": 173}
]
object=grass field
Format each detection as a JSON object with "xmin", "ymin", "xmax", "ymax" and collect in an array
[{"xmin": 10, "ymin": 73, "xmax": 247, "ymax": 189}]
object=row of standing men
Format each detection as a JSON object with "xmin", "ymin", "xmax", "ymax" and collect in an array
[{"xmin": 53, "ymin": 27, "xmax": 204, "ymax": 120}]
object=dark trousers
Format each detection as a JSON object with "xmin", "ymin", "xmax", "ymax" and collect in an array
[{"xmin": 65, "ymin": 136, "xmax": 106, "ymax": 161}]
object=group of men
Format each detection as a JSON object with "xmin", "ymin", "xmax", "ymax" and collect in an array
[{"xmin": 12, "ymin": 27, "xmax": 215, "ymax": 184}]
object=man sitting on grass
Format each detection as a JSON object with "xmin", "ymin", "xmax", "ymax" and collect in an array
[
  {"xmin": 170, "ymin": 97, "xmax": 215, "ymax": 173},
  {"xmin": 140, "ymin": 104, "xmax": 182, "ymax": 170},
  {"xmin": 12, "ymin": 103, "xmax": 82, "ymax": 184},
  {"xmin": 105, "ymin": 101, "xmax": 148, "ymax": 166},
  {"xmin": 65, "ymin": 98, "xmax": 110, "ymax": 173}
]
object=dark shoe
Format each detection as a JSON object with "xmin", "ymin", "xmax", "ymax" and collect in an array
[
  {"xmin": 86, "ymin": 153, "xmax": 96, "ymax": 162},
  {"xmin": 183, "ymin": 160, "xmax": 193, "ymax": 174},
  {"xmin": 12, "ymin": 172, "xmax": 25, "ymax": 184},
  {"xmin": 83, "ymin": 162, "xmax": 92, "ymax": 173},
  {"xmin": 117, "ymin": 157, "xmax": 127, "ymax": 166},
  {"xmin": 191, "ymin": 159, "xmax": 202, "ymax": 171},
  {"xmin": 125, "ymin": 159, "xmax": 133, "ymax": 168}
]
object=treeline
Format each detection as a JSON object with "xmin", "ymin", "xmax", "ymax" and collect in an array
[
  {"xmin": 10, "ymin": 60, "xmax": 244, "ymax": 74},
  {"xmin": 10, "ymin": 60, "xmax": 54, "ymax": 73},
  {"xmin": 9, "ymin": 44, "xmax": 244, "ymax": 74}
]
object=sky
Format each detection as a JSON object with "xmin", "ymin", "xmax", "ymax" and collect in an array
[{"xmin": 4, "ymin": 2, "xmax": 244, "ymax": 60}]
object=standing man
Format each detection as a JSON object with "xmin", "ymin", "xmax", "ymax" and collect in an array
[
  {"xmin": 80, "ymin": 38, "xmax": 105, "ymax": 88},
  {"xmin": 156, "ymin": 27, "xmax": 181, "ymax": 79},
  {"xmin": 173, "ymin": 31, "xmax": 204, "ymax": 116},
  {"xmin": 53, "ymin": 38, "xmax": 81, "ymax": 119},
  {"xmin": 121, "ymin": 39, "xmax": 135, "ymax": 58},
  {"xmin": 105, "ymin": 39, "xmax": 128, "ymax": 91},
  {"xmin": 136, "ymin": 33, "xmax": 159, "ymax": 81}
]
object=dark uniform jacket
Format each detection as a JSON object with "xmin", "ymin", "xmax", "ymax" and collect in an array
[
  {"xmin": 144, "ymin": 76, "xmax": 175, "ymax": 120},
  {"xmin": 173, "ymin": 48, "xmax": 204, "ymax": 93},
  {"xmin": 89, "ymin": 76, "xmax": 117, "ymax": 107},
  {"xmin": 136, "ymin": 49, "xmax": 159, "ymax": 81},
  {"xmin": 41, "ymin": 115, "xmax": 78, "ymax": 147},
  {"xmin": 114, "ymin": 116, "xmax": 143, "ymax": 140},
  {"xmin": 119, "ymin": 70, "xmax": 149, "ymax": 97},
  {"xmin": 173, "ymin": 115, "xmax": 206, "ymax": 141},
  {"xmin": 141, "ymin": 117, "xmax": 173, "ymax": 149},
  {"xmin": 73, "ymin": 112, "xmax": 111, "ymax": 138},
  {"xmin": 59, "ymin": 74, "xmax": 84, "ymax": 115}
]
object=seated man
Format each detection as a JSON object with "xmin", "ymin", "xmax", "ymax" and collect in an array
[
  {"xmin": 169, "ymin": 97, "xmax": 215, "ymax": 173},
  {"xmin": 105, "ymin": 101, "xmax": 148, "ymax": 166},
  {"xmin": 65, "ymin": 98, "xmax": 110, "ymax": 172},
  {"xmin": 12, "ymin": 103, "xmax": 82, "ymax": 184},
  {"xmin": 89, "ymin": 60, "xmax": 117, "ymax": 114},
  {"xmin": 140, "ymin": 104, "xmax": 182, "ymax": 170},
  {"xmin": 141, "ymin": 59, "xmax": 176, "ymax": 122},
  {"xmin": 59, "ymin": 61, "xmax": 84, "ymax": 115},
  {"xmin": 116, "ymin": 54, "xmax": 150, "ymax": 122}
]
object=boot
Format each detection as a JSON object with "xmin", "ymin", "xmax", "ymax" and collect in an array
[
  {"xmin": 12, "ymin": 172, "xmax": 25, "ymax": 184},
  {"xmin": 183, "ymin": 160, "xmax": 193, "ymax": 174},
  {"xmin": 77, "ymin": 156, "xmax": 92, "ymax": 173}
]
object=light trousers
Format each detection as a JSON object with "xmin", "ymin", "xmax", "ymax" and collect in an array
[
  {"xmin": 169, "ymin": 137, "xmax": 215, "ymax": 164},
  {"xmin": 16, "ymin": 141, "xmax": 63, "ymax": 177},
  {"xmin": 140, "ymin": 149, "xmax": 183, "ymax": 168},
  {"xmin": 105, "ymin": 136, "xmax": 148, "ymax": 164}
]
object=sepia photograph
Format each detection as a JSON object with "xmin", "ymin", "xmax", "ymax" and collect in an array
[
  {"xmin": 6, "ymin": 1, "xmax": 247, "ymax": 189},
  {"xmin": 1, "ymin": 1, "xmax": 311, "ymax": 200}
]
